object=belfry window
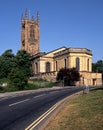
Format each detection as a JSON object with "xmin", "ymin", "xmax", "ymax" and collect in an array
[
  {"xmin": 46, "ymin": 62, "xmax": 51, "ymax": 72},
  {"xmin": 76, "ymin": 57, "xmax": 80, "ymax": 71},
  {"xmin": 30, "ymin": 25, "xmax": 34, "ymax": 39}
]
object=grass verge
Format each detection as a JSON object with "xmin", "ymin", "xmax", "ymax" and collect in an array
[
  {"xmin": 45, "ymin": 87, "xmax": 103, "ymax": 130},
  {"xmin": 0, "ymin": 79, "xmax": 54, "ymax": 93}
]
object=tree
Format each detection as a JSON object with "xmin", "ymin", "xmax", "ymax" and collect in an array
[
  {"xmin": 92, "ymin": 60, "xmax": 103, "ymax": 78},
  {"xmin": 56, "ymin": 67, "xmax": 80, "ymax": 86},
  {"xmin": 0, "ymin": 49, "xmax": 16, "ymax": 79},
  {"xmin": 8, "ymin": 68, "xmax": 28, "ymax": 90},
  {"xmin": 8, "ymin": 50, "xmax": 32, "ymax": 89},
  {"xmin": 0, "ymin": 49, "xmax": 32, "ymax": 90},
  {"xmin": 2, "ymin": 49, "xmax": 14, "ymax": 58},
  {"xmin": 15, "ymin": 50, "xmax": 32, "ymax": 77}
]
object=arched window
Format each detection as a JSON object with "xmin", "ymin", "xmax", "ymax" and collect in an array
[
  {"xmin": 30, "ymin": 25, "xmax": 34, "ymax": 39},
  {"xmin": 76, "ymin": 58, "xmax": 80, "ymax": 71},
  {"xmin": 87, "ymin": 59, "xmax": 89, "ymax": 71},
  {"xmin": 64, "ymin": 59, "xmax": 67, "ymax": 68},
  {"xmin": 35, "ymin": 62, "xmax": 38, "ymax": 74},
  {"xmin": 56, "ymin": 61, "xmax": 58, "ymax": 71},
  {"xmin": 46, "ymin": 62, "xmax": 51, "ymax": 72}
]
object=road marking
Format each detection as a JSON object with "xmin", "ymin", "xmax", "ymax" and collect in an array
[
  {"xmin": 25, "ymin": 101, "xmax": 61, "ymax": 130},
  {"xmin": 25, "ymin": 91, "xmax": 81, "ymax": 130},
  {"xmin": 33, "ymin": 94, "xmax": 46, "ymax": 99},
  {"xmin": 8, "ymin": 94, "xmax": 46, "ymax": 107},
  {"xmin": 9, "ymin": 99, "xmax": 30, "ymax": 107},
  {"xmin": 25, "ymin": 94, "xmax": 72, "ymax": 130}
]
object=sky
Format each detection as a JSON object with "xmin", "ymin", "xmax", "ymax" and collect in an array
[{"xmin": 0, "ymin": 0, "xmax": 103, "ymax": 62}]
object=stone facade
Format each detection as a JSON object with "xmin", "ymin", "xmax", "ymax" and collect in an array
[
  {"xmin": 31, "ymin": 47, "xmax": 102, "ymax": 86},
  {"xmin": 21, "ymin": 10, "xmax": 102, "ymax": 86},
  {"xmin": 21, "ymin": 9, "xmax": 40, "ymax": 55}
]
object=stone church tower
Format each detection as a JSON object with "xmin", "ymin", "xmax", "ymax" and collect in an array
[{"xmin": 21, "ymin": 9, "xmax": 40, "ymax": 55}]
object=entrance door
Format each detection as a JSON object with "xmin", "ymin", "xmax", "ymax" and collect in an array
[{"xmin": 93, "ymin": 79, "xmax": 96, "ymax": 86}]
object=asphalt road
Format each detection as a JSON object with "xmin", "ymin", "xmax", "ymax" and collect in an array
[{"xmin": 0, "ymin": 87, "xmax": 82, "ymax": 130}]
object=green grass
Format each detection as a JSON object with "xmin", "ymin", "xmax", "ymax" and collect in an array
[
  {"xmin": 27, "ymin": 78, "xmax": 54, "ymax": 89},
  {"xmin": 0, "ymin": 78, "xmax": 54, "ymax": 93},
  {"xmin": 45, "ymin": 87, "xmax": 103, "ymax": 130}
]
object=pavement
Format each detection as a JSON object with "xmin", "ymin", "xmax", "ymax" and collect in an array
[{"xmin": 0, "ymin": 86, "xmax": 74, "ymax": 99}]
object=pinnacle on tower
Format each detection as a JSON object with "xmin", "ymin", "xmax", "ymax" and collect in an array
[
  {"xmin": 31, "ymin": 16, "xmax": 34, "ymax": 21},
  {"xmin": 25, "ymin": 8, "xmax": 29, "ymax": 19},
  {"xmin": 21, "ymin": 14, "xmax": 24, "ymax": 21},
  {"xmin": 37, "ymin": 11, "xmax": 40, "ymax": 22}
]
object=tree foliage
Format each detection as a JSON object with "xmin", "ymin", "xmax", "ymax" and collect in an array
[
  {"xmin": 92, "ymin": 60, "xmax": 103, "ymax": 78},
  {"xmin": 15, "ymin": 50, "xmax": 32, "ymax": 77},
  {"xmin": 56, "ymin": 67, "xmax": 80, "ymax": 86},
  {"xmin": 0, "ymin": 49, "xmax": 32, "ymax": 90},
  {"xmin": 0, "ymin": 49, "xmax": 15, "ymax": 78},
  {"xmin": 8, "ymin": 68, "xmax": 28, "ymax": 90}
]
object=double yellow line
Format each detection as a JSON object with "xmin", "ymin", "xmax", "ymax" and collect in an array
[
  {"xmin": 25, "ymin": 101, "xmax": 61, "ymax": 130},
  {"xmin": 25, "ymin": 94, "xmax": 75, "ymax": 130}
]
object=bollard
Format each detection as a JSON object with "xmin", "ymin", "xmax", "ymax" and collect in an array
[{"xmin": 83, "ymin": 84, "xmax": 89, "ymax": 94}]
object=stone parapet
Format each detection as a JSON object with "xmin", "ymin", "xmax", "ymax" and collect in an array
[{"xmin": 54, "ymin": 48, "xmax": 92, "ymax": 57}]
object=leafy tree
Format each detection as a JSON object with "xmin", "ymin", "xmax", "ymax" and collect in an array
[
  {"xmin": 0, "ymin": 49, "xmax": 32, "ymax": 90},
  {"xmin": 92, "ymin": 60, "xmax": 103, "ymax": 78},
  {"xmin": 2, "ymin": 49, "xmax": 14, "ymax": 58},
  {"xmin": 8, "ymin": 68, "xmax": 28, "ymax": 90},
  {"xmin": 0, "ymin": 49, "xmax": 16, "ymax": 79},
  {"xmin": 56, "ymin": 67, "xmax": 80, "ymax": 86},
  {"xmin": 15, "ymin": 50, "xmax": 32, "ymax": 77},
  {"xmin": 8, "ymin": 50, "xmax": 32, "ymax": 89}
]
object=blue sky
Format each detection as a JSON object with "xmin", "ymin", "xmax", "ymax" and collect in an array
[{"xmin": 0, "ymin": 0, "xmax": 103, "ymax": 62}]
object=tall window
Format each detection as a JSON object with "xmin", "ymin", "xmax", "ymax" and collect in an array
[
  {"xmin": 76, "ymin": 58, "xmax": 80, "ymax": 71},
  {"xmin": 64, "ymin": 59, "xmax": 67, "ymax": 69},
  {"xmin": 46, "ymin": 62, "xmax": 51, "ymax": 72},
  {"xmin": 87, "ymin": 59, "xmax": 89, "ymax": 71},
  {"xmin": 30, "ymin": 25, "xmax": 34, "ymax": 39},
  {"xmin": 29, "ymin": 25, "xmax": 35, "ymax": 43},
  {"xmin": 35, "ymin": 63, "xmax": 38, "ymax": 74},
  {"xmin": 56, "ymin": 61, "xmax": 58, "ymax": 71}
]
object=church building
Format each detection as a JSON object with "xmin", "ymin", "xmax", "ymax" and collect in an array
[{"xmin": 21, "ymin": 10, "xmax": 102, "ymax": 86}]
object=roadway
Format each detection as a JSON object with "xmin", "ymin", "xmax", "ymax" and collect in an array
[{"xmin": 0, "ymin": 86, "xmax": 82, "ymax": 130}]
